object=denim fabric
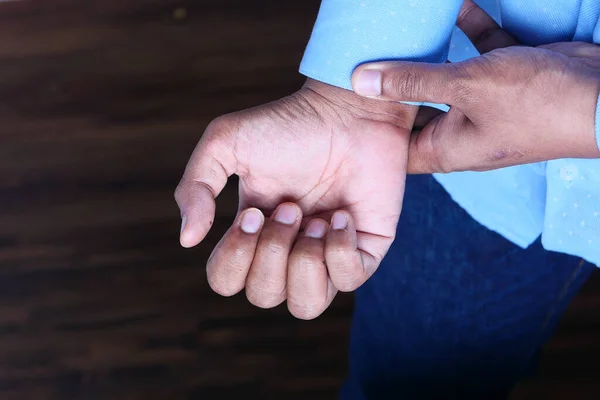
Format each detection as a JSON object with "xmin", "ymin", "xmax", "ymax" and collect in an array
[{"xmin": 342, "ymin": 175, "xmax": 595, "ymax": 399}]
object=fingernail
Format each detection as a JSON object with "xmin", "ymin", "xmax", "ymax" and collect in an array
[
  {"xmin": 180, "ymin": 215, "xmax": 187, "ymax": 234},
  {"xmin": 331, "ymin": 212, "xmax": 348, "ymax": 230},
  {"xmin": 274, "ymin": 204, "xmax": 298, "ymax": 225},
  {"xmin": 354, "ymin": 69, "xmax": 382, "ymax": 97},
  {"xmin": 305, "ymin": 220, "xmax": 328, "ymax": 239},
  {"xmin": 241, "ymin": 208, "xmax": 263, "ymax": 234}
]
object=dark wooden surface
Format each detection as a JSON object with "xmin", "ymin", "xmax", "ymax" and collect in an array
[{"xmin": 0, "ymin": 1, "xmax": 598, "ymax": 399}]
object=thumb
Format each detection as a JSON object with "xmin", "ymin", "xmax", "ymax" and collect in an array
[
  {"xmin": 175, "ymin": 117, "xmax": 238, "ymax": 248},
  {"xmin": 352, "ymin": 61, "xmax": 465, "ymax": 106}
]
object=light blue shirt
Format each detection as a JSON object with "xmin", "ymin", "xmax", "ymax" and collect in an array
[{"xmin": 300, "ymin": 0, "xmax": 600, "ymax": 266}]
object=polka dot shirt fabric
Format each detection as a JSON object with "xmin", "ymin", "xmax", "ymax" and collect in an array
[{"xmin": 300, "ymin": 0, "xmax": 600, "ymax": 266}]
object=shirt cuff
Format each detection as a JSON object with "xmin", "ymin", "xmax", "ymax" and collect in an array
[{"xmin": 299, "ymin": 0, "xmax": 463, "ymax": 91}]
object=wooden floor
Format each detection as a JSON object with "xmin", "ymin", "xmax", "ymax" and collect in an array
[{"xmin": 0, "ymin": 1, "xmax": 598, "ymax": 399}]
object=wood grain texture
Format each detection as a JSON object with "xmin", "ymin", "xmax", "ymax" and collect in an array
[
  {"xmin": 0, "ymin": 1, "xmax": 598, "ymax": 399},
  {"xmin": 0, "ymin": 1, "xmax": 351, "ymax": 399}
]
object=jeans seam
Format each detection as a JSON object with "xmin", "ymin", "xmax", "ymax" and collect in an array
[
  {"xmin": 539, "ymin": 259, "xmax": 586, "ymax": 333},
  {"xmin": 518, "ymin": 258, "xmax": 587, "ymax": 378}
]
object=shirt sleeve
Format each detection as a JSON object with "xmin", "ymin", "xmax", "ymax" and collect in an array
[{"xmin": 300, "ymin": 0, "xmax": 463, "ymax": 91}]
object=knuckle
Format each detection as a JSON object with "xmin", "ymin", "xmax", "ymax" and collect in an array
[
  {"xmin": 326, "ymin": 254, "xmax": 363, "ymax": 293},
  {"xmin": 433, "ymin": 149, "xmax": 454, "ymax": 174},
  {"xmin": 225, "ymin": 242, "xmax": 254, "ymax": 264},
  {"xmin": 246, "ymin": 286, "xmax": 284, "ymax": 309},
  {"xmin": 388, "ymin": 69, "xmax": 422, "ymax": 99},
  {"xmin": 448, "ymin": 68, "xmax": 475, "ymax": 104},
  {"xmin": 258, "ymin": 230, "xmax": 293, "ymax": 257},
  {"xmin": 456, "ymin": 0, "xmax": 478, "ymax": 26},
  {"xmin": 186, "ymin": 115, "xmax": 237, "ymax": 168},
  {"xmin": 173, "ymin": 180, "xmax": 192, "ymax": 205},
  {"xmin": 425, "ymin": 130, "xmax": 454, "ymax": 174},
  {"xmin": 326, "ymin": 239, "xmax": 353, "ymax": 264},
  {"xmin": 173, "ymin": 184, "xmax": 184, "ymax": 203},
  {"xmin": 204, "ymin": 114, "xmax": 239, "ymax": 145},
  {"xmin": 289, "ymin": 245, "xmax": 320, "ymax": 266},
  {"xmin": 206, "ymin": 249, "xmax": 252, "ymax": 297},
  {"xmin": 206, "ymin": 115, "xmax": 233, "ymax": 135},
  {"xmin": 261, "ymin": 240, "xmax": 291, "ymax": 258}
]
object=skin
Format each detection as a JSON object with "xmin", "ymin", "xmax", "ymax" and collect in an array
[
  {"xmin": 175, "ymin": 78, "xmax": 418, "ymax": 320},
  {"xmin": 353, "ymin": 0, "xmax": 600, "ymax": 173},
  {"xmin": 176, "ymin": 0, "xmax": 599, "ymax": 320}
]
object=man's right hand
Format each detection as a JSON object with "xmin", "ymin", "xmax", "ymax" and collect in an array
[
  {"xmin": 175, "ymin": 79, "xmax": 417, "ymax": 320},
  {"xmin": 352, "ymin": 0, "xmax": 600, "ymax": 173}
]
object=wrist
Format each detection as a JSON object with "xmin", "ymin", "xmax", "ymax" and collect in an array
[{"xmin": 302, "ymin": 79, "xmax": 418, "ymax": 132}]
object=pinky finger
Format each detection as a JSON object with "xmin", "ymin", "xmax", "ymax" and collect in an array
[{"xmin": 325, "ymin": 211, "xmax": 375, "ymax": 292}]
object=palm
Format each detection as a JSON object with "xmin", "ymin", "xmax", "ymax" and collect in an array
[
  {"xmin": 230, "ymin": 84, "xmax": 415, "ymax": 260},
  {"xmin": 176, "ymin": 80, "xmax": 417, "ymax": 316}
]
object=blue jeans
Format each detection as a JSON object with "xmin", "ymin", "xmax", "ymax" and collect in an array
[{"xmin": 341, "ymin": 174, "xmax": 595, "ymax": 399}]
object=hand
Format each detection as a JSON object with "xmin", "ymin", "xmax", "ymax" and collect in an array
[
  {"xmin": 175, "ymin": 79, "xmax": 416, "ymax": 319},
  {"xmin": 352, "ymin": 0, "xmax": 600, "ymax": 173}
]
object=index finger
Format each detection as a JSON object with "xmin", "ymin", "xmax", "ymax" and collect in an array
[{"xmin": 457, "ymin": 0, "xmax": 520, "ymax": 54}]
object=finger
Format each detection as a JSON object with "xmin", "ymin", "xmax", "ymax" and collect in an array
[
  {"xmin": 457, "ymin": 0, "xmax": 519, "ymax": 53},
  {"xmin": 175, "ymin": 117, "xmax": 238, "ymax": 248},
  {"xmin": 245, "ymin": 203, "xmax": 302, "ymax": 309},
  {"xmin": 407, "ymin": 113, "xmax": 447, "ymax": 174},
  {"xmin": 206, "ymin": 208, "xmax": 265, "ymax": 297},
  {"xmin": 325, "ymin": 211, "xmax": 377, "ymax": 293},
  {"xmin": 287, "ymin": 219, "xmax": 337, "ymax": 320},
  {"xmin": 352, "ymin": 62, "xmax": 465, "ymax": 106},
  {"xmin": 407, "ymin": 108, "xmax": 490, "ymax": 174},
  {"xmin": 539, "ymin": 42, "xmax": 600, "ymax": 59},
  {"xmin": 414, "ymin": 106, "xmax": 444, "ymax": 131}
]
